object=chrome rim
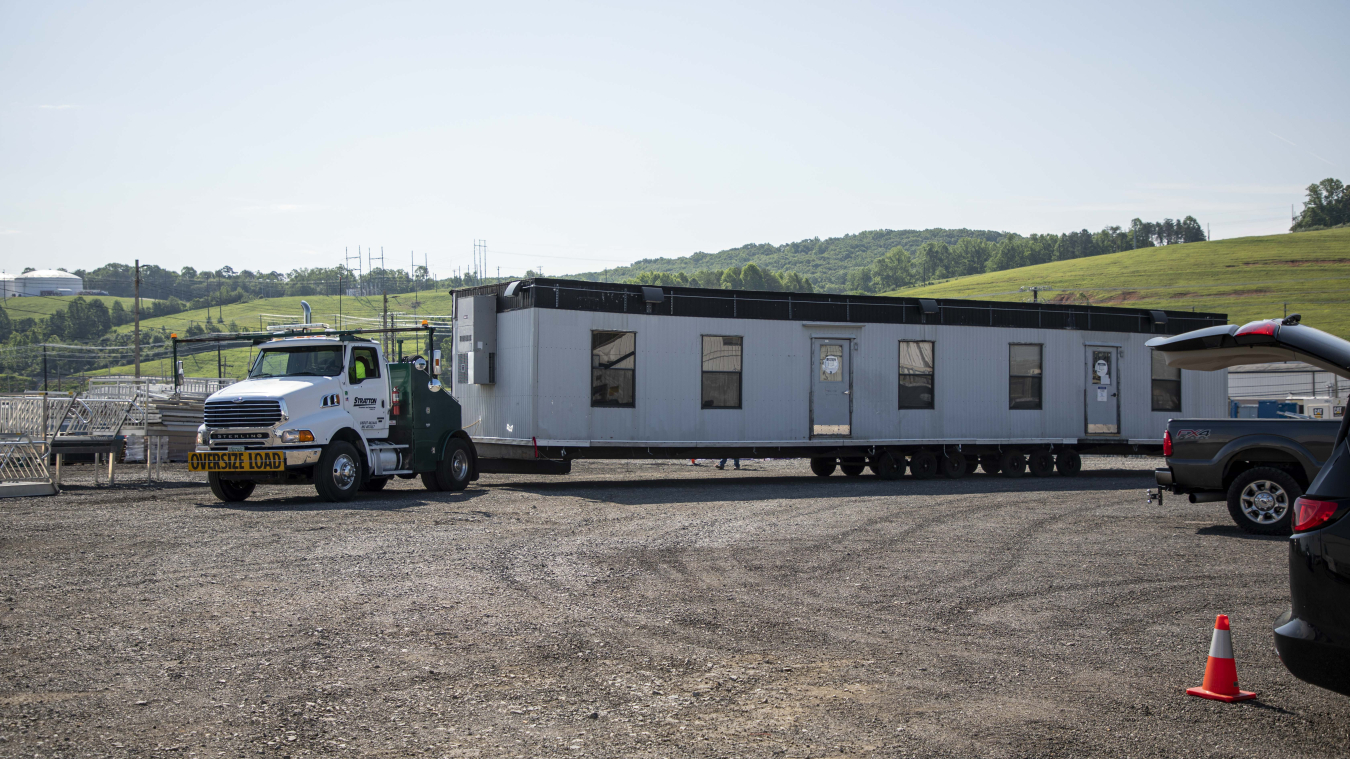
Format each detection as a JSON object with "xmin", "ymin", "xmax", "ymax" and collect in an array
[
  {"xmin": 450, "ymin": 449, "xmax": 470, "ymax": 482},
  {"xmin": 1240, "ymin": 480, "xmax": 1289, "ymax": 524},
  {"xmin": 331, "ymin": 453, "xmax": 358, "ymax": 490}
]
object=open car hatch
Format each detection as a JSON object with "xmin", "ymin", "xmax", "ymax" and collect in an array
[{"xmin": 1146, "ymin": 316, "xmax": 1350, "ymax": 380}]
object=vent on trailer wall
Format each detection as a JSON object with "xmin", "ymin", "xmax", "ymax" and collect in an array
[{"xmin": 456, "ymin": 294, "xmax": 497, "ymax": 384}]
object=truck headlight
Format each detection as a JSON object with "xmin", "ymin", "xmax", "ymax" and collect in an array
[
  {"xmin": 198, "ymin": 427, "xmax": 208, "ymax": 445},
  {"xmin": 281, "ymin": 430, "xmax": 314, "ymax": 444}
]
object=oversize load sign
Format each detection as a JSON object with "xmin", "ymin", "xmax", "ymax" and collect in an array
[{"xmin": 189, "ymin": 451, "xmax": 285, "ymax": 472}]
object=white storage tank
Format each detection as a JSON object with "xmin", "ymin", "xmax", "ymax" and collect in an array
[
  {"xmin": 16, "ymin": 269, "xmax": 82, "ymax": 296},
  {"xmin": 0, "ymin": 273, "xmax": 17, "ymax": 298}
]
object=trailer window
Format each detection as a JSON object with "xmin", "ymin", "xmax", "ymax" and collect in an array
[
  {"xmin": 898, "ymin": 341, "xmax": 934, "ymax": 409},
  {"xmin": 701, "ymin": 336, "xmax": 742, "ymax": 409},
  {"xmin": 1151, "ymin": 349, "xmax": 1181, "ymax": 411},
  {"xmin": 592, "ymin": 331, "xmax": 635, "ymax": 407},
  {"xmin": 1009, "ymin": 344, "xmax": 1042, "ymax": 410}
]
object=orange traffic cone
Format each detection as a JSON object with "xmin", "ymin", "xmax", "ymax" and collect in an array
[{"xmin": 1187, "ymin": 614, "xmax": 1256, "ymax": 702}]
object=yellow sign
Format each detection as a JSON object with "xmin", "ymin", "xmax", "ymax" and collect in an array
[{"xmin": 189, "ymin": 451, "xmax": 285, "ymax": 472}]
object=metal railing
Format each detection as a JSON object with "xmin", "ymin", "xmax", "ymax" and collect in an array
[
  {"xmin": 0, "ymin": 436, "xmax": 52, "ymax": 485},
  {"xmin": 0, "ymin": 395, "xmax": 75, "ymax": 442}
]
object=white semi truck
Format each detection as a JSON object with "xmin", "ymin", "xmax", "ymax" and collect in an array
[{"xmin": 176, "ymin": 321, "xmax": 479, "ymax": 503}]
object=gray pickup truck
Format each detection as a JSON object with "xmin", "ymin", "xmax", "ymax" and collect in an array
[
  {"xmin": 1155, "ymin": 418, "xmax": 1340, "ymax": 534},
  {"xmin": 1148, "ymin": 313, "xmax": 1350, "ymax": 534}
]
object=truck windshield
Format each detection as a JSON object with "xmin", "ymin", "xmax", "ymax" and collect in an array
[{"xmin": 249, "ymin": 346, "xmax": 345, "ymax": 379}]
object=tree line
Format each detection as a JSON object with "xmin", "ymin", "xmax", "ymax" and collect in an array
[
  {"xmin": 629, "ymin": 264, "xmax": 814, "ymax": 292},
  {"xmin": 1292, "ymin": 178, "xmax": 1349, "ymax": 231}
]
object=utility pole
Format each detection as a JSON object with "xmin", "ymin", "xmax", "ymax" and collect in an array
[
  {"xmin": 217, "ymin": 342, "xmax": 222, "ymax": 379},
  {"xmin": 134, "ymin": 259, "xmax": 141, "ymax": 378},
  {"xmin": 382, "ymin": 290, "xmax": 389, "ymax": 356},
  {"xmin": 43, "ymin": 345, "xmax": 48, "ymax": 392},
  {"xmin": 338, "ymin": 273, "xmax": 343, "ymax": 330}
]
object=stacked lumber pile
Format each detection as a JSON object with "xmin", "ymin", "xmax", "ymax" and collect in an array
[{"xmin": 145, "ymin": 398, "xmax": 204, "ymax": 462}]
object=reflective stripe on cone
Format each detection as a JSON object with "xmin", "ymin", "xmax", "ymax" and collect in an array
[{"xmin": 1187, "ymin": 614, "xmax": 1256, "ymax": 702}]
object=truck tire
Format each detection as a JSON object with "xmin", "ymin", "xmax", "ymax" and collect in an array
[
  {"xmin": 421, "ymin": 471, "xmax": 444, "ymax": 492},
  {"xmin": 1028, "ymin": 450, "xmax": 1056, "ymax": 477},
  {"xmin": 1226, "ymin": 467, "xmax": 1299, "ymax": 535},
  {"xmin": 1056, "ymin": 449, "xmax": 1082, "ymax": 476},
  {"xmin": 999, "ymin": 450, "xmax": 1027, "ymax": 478},
  {"xmin": 810, "ymin": 458, "xmax": 836, "ymax": 477},
  {"xmin": 979, "ymin": 455, "xmax": 1002, "ymax": 475},
  {"xmin": 871, "ymin": 452, "xmax": 903, "ymax": 480},
  {"xmin": 360, "ymin": 477, "xmax": 390, "ymax": 492},
  {"xmin": 434, "ymin": 438, "xmax": 474, "ymax": 491},
  {"xmin": 208, "ymin": 472, "xmax": 255, "ymax": 503},
  {"xmin": 840, "ymin": 462, "xmax": 866, "ymax": 477},
  {"xmin": 909, "ymin": 452, "xmax": 938, "ymax": 479},
  {"xmin": 939, "ymin": 452, "xmax": 968, "ymax": 479},
  {"xmin": 314, "ymin": 441, "xmax": 362, "ymax": 502}
]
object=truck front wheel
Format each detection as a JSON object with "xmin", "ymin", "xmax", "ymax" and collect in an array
[
  {"xmin": 315, "ymin": 441, "xmax": 362, "ymax": 502},
  {"xmin": 1226, "ymin": 467, "xmax": 1299, "ymax": 535},
  {"xmin": 208, "ymin": 473, "xmax": 255, "ymax": 503}
]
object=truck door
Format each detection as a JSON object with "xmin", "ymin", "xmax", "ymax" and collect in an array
[
  {"xmin": 346, "ymin": 344, "xmax": 390, "ymax": 437},
  {"xmin": 1086, "ymin": 346, "xmax": 1120, "ymax": 435},
  {"xmin": 811, "ymin": 338, "xmax": 852, "ymax": 437}
]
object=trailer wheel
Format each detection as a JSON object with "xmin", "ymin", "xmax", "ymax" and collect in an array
[
  {"xmin": 360, "ymin": 477, "xmax": 390, "ymax": 492},
  {"xmin": 208, "ymin": 473, "xmax": 255, "ymax": 503},
  {"xmin": 314, "ymin": 441, "xmax": 362, "ymax": 502},
  {"xmin": 434, "ymin": 438, "xmax": 474, "ymax": 491},
  {"xmin": 939, "ymin": 452, "xmax": 967, "ymax": 479},
  {"xmin": 909, "ymin": 452, "xmax": 938, "ymax": 479},
  {"xmin": 999, "ymin": 450, "xmax": 1027, "ymax": 478},
  {"xmin": 1028, "ymin": 450, "xmax": 1056, "ymax": 477},
  {"xmin": 979, "ymin": 455, "xmax": 1002, "ymax": 475},
  {"xmin": 1056, "ymin": 449, "xmax": 1082, "ymax": 477},
  {"xmin": 840, "ymin": 462, "xmax": 866, "ymax": 477},
  {"xmin": 1226, "ymin": 467, "xmax": 1298, "ymax": 535},
  {"xmin": 810, "ymin": 458, "xmax": 837, "ymax": 477},
  {"xmin": 872, "ymin": 452, "xmax": 903, "ymax": 480}
]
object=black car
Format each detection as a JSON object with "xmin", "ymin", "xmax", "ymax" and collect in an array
[{"xmin": 1148, "ymin": 315, "xmax": 1350, "ymax": 696}]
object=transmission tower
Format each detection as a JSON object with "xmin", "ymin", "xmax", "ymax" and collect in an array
[
  {"xmin": 473, "ymin": 239, "xmax": 487, "ymax": 282},
  {"xmin": 344, "ymin": 246, "xmax": 363, "ymax": 295}
]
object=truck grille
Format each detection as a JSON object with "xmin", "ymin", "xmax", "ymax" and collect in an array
[{"xmin": 204, "ymin": 400, "xmax": 283, "ymax": 428}]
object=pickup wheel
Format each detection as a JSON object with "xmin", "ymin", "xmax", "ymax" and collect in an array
[
  {"xmin": 1056, "ymin": 449, "xmax": 1082, "ymax": 476},
  {"xmin": 360, "ymin": 477, "xmax": 390, "ymax": 492},
  {"xmin": 433, "ymin": 438, "xmax": 474, "ymax": 492},
  {"xmin": 314, "ymin": 441, "xmax": 362, "ymax": 502},
  {"xmin": 1227, "ymin": 467, "xmax": 1299, "ymax": 535},
  {"xmin": 809, "ymin": 458, "xmax": 837, "ymax": 477},
  {"xmin": 208, "ymin": 473, "xmax": 255, "ymax": 503}
]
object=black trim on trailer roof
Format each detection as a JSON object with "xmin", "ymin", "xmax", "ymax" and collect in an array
[{"xmin": 453, "ymin": 279, "xmax": 1227, "ymax": 335}]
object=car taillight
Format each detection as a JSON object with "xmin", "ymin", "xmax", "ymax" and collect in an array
[
  {"xmin": 1294, "ymin": 497, "xmax": 1341, "ymax": 533},
  {"xmin": 1163, "ymin": 430, "xmax": 1172, "ymax": 457},
  {"xmin": 1234, "ymin": 319, "xmax": 1279, "ymax": 338}
]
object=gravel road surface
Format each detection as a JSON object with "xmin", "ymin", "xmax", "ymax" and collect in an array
[{"xmin": 2, "ymin": 457, "xmax": 1348, "ymax": 758}]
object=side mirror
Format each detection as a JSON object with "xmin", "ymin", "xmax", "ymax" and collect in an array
[{"xmin": 428, "ymin": 379, "xmax": 442, "ymax": 392}]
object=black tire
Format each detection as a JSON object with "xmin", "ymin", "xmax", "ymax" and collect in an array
[
  {"xmin": 360, "ymin": 477, "xmax": 390, "ymax": 492},
  {"xmin": 979, "ymin": 455, "xmax": 1002, "ymax": 475},
  {"xmin": 1028, "ymin": 450, "xmax": 1056, "ymax": 477},
  {"xmin": 939, "ymin": 452, "xmax": 967, "ymax": 479},
  {"xmin": 872, "ymin": 452, "xmax": 903, "ymax": 480},
  {"xmin": 208, "ymin": 472, "xmax": 255, "ymax": 502},
  {"xmin": 1226, "ymin": 467, "xmax": 1300, "ymax": 535},
  {"xmin": 810, "ymin": 458, "xmax": 837, "ymax": 477},
  {"xmin": 840, "ymin": 462, "xmax": 866, "ymax": 477},
  {"xmin": 421, "ymin": 471, "xmax": 444, "ymax": 491},
  {"xmin": 999, "ymin": 450, "xmax": 1027, "ymax": 478},
  {"xmin": 1056, "ymin": 449, "xmax": 1082, "ymax": 477},
  {"xmin": 909, "ymin": 452, "xmax": 938, "ymax": 479},
  {"xmin": 434, "ymin": 438, "xmax": 474, "ymax": 492},
  {"xmin": 314, "ymin": 441, "xmax": 362, "ymax": 502}
]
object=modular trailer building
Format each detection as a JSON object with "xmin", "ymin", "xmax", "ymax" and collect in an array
[{"xmin": 451, "ymin": 279, "xmax": 1228, "ymax": 477}]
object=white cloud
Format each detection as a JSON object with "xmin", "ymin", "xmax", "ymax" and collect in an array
[
  {"xmin": 0, "ymin": 230, "xmax": 21, "ymax": 235},
  {"xmin": 37, "ymin": 104, "xmax": 77, "ymax": 110}
]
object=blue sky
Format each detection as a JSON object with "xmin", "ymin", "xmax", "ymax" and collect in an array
[{"xmin": 1, "ymin": 0, "xmax": 1346, "ymax": 277}]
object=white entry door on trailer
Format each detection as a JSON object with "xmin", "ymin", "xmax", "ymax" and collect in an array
[
  {"xmin": 811, "ymin": 338, "xmax": 852, "ymax": 437},
  {"xmin": 1086, "ymin": 345, "xmax": 1120, "ymax": 435}
]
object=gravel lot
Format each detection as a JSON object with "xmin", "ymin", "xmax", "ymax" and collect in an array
[{"xmin": 2, "ymin": 456, "xmax": 1348, "ymax": 758}]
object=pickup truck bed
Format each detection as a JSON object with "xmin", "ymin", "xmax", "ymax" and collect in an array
[{"xmin": 1157, "ymin": 417, "xmax": 1340, "ymax": 534}]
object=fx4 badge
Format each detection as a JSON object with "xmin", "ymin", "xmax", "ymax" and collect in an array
[{"xmin": 1174, "ymin": 429, "xmax": 1211, "ymax": 441}]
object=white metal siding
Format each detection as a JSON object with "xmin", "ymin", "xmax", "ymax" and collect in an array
[{"xmin": 471, "ymin": 308, "xmax": 1228, "ymax": 445}]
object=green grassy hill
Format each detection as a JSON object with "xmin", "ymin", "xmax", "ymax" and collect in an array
[
  {"xmin": 2, "ymin": 294, "xmax": 140, "ymax": 321},
  {"xmin": 109, "ymin": 290, "xmax": 455, "ymax": 337},
  {"xmin": 886, "ymin": 228, "xmax": 1350, "ymax": 337}
]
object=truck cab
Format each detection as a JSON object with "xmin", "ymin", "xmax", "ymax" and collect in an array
[{"xmin": 191, "ymin": 328, "xmax": 476, "ymax": 503}]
